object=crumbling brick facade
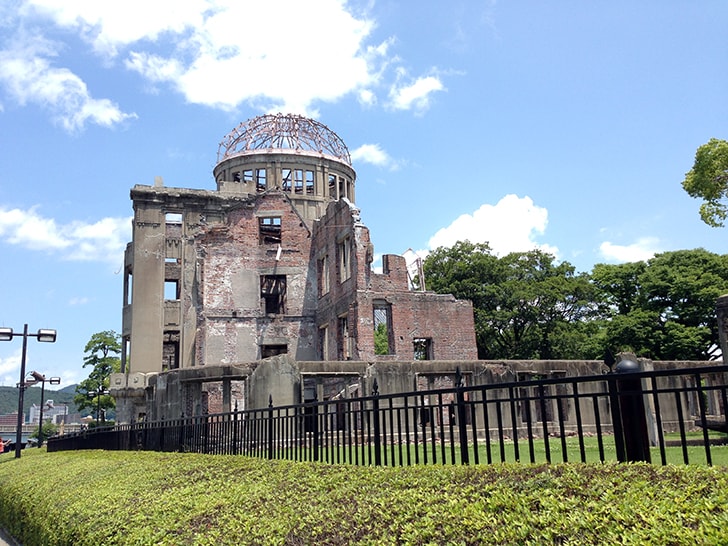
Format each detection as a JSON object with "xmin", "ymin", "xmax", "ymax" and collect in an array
[{"xmin": 114, "ymin": 114, "xmax": 476, "ymax": 421}]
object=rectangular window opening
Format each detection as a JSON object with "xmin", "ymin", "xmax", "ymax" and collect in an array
[
  {"xmin": 256, "ymin": 168, "xmax": 267, "ymax": 192},
  {"xmin": 328, "ymin": 174, "xmax": 337, "ymax": 197},
  {"xmin": 413, "ymin": 338, "xmax": 432, "ymax": 360},
  {"xmin": 338, "ymin": 315, "xmax": 351, "ymax": 360},
  {"xmin": 165, "ymin": 212, "xmax": 183, "ymax": 224},
  {"xmin": 261, "ymin": 275, "xmax": 286, "ymax": 314},
  {"xmin": 243, "ymin": 169, "xmax": 254, "ymax": 183},
  {"xmin": 318, "ymin": 326, "xmax": 328, "ymax": 360},
  {"xmin": 259, "ymin": 216, "xmax": 282, "ymax": 245},
  {"xmin": 338, "ymin": 238, "xmax": 351, "ymax": 283},
  {"xmin": 306, "ymin": 170, "xmax": 315, "ymax": 195},
  {"xmin": 281, "ymin": 168, "xmax": 292, "ymax": 192},
  {"xmin": 294, "ymin": 169, "xmax": 304, "ymax": 194},
  {"xmin": 373, "ymin": 303, "xmax": 392, "ymax": 355},
  {"xmin": 163, "ymin": 331, "xmax": 180, "ymax": 371},
  {"xmin": 261, "ymin": 344, "xmax": 287, "ymax": 358},
  {"xmin": 318, "ymin": 254, "xmax": 330, "ymax": 296},
  {"xmin": 164, "ymin": 279, "xmax": 180, "ymax": 300}
]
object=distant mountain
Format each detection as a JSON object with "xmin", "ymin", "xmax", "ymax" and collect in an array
[{"xmin": 0, "ymin": 385, "xmax": 81, "ymax": 416}]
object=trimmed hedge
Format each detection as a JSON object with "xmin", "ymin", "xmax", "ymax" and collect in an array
[{"xmin": 1, "ymin": 449, "xmax": 727, "ymax": 545}]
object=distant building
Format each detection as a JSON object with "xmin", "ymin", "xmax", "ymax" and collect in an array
[
  {"xmin": 28, "ymin": 401, "xmax": 69, "ymax": 425},
  {"xmin": 0, "ymin": 413, "xmax": 20, "ymax": 426}
]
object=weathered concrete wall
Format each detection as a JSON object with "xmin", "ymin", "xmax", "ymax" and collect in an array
[{"xmin": 112, "ymin": 357, "xmax": 720, "ymax": 424}]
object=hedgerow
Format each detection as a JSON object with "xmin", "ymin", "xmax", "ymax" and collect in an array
[{"xmin": 0, "ymin": 449, "xmax": 727, "ymax": 545}]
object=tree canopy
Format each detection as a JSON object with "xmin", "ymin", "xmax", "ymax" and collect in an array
[
  {"xmin": 423, "ymin": 243, "xmax": 728, "ymax": 361},
  {"xmin": 682, "ymin": 138, "xmax": 728, "ymax": 227},
  {"xmin": 74, "ymin": 331, "xmax": 121, "ymax": 424}
]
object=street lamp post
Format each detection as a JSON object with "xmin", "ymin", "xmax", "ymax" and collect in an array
[
  {"xmin": 88, "ymin": 387, "xmax": 109, "ymax": 426},
  {"xmin": 0, "ymin": 324, "xmax": 57, "ymax": 458},
  {"xmin": 28, "ymin": 371, "xmax": 61, "ymax": 447}
]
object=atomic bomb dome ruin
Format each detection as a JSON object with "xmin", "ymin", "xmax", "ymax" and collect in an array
[{"xmin": 111, "ymin": 114, "xmax": 478, "ymax": 422}]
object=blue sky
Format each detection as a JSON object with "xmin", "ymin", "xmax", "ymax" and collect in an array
[{"xmin": 0, "ymin": 1, "xmax": 726, "ymax": 389}]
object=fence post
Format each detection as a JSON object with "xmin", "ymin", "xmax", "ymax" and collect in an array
[
  {"xmin": 267, "ymin": 395, "xmax": 274, "ymax": 460},
  {"xmin": 614, "ymin": 358, "xmax": 651, "ymax": 463},
  {"xmin": 455, "ymin": 367, "xmax": 469, "ymax": 465},
  {"xmin": 372, "ymin": 379, "xmax": 382, "ymax": 466}
]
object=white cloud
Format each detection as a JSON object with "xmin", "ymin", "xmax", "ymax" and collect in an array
[
  {"xmin": 350, "ymin": 143, "xmax": 398, "ymax": 169},
  {"xmin": 599, "ymin": 237, "xmax": 661, "ymax": 263},
  {"xmin": 389, "ymin": 74, "xmax": 445, "ymax": 112},
  {"xmin": 1, "ymin": 1, "xmax": 444, "ymax": 121},
  {"xmin": 0, "ymin": 207, "xmax": 131, "ymax": 264},
  {"xmin": 0, "ymin": 350, "xmax": 20, "ymax": 378},
  {"xmin": 428, "ymin": 194, "xmax": 559, "ymax": 257},
  {"xmin": 0, "ymin": 33, "xmax": 136, "ymax": 131}
]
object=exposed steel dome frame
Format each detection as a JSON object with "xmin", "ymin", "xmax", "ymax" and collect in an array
[{"xmin": 217, "ymin": 113, "xmax": 351, "ymax": 165}]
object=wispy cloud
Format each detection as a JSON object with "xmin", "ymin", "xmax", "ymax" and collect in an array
[
  {"xmin": 599, "ymin": 237, "xmax": 661, "ymax": 263},
  {"xmin": 0, "ymin": 31, "xmax": 136, "ymax": 131},
  {"xmin": 389, "ymin": 72, "xmax": 445, "ymax": 113},
  {"xmin": 0, "ymin": 207, "xmax": 131, "ymax": 264},
  {"xmin": 350, "ymin": 143, "xmax": 399, "ymax": 170}
]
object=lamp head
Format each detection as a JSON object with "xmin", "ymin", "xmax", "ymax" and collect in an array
[{"xmin": 36, "ymin": 329, "xmax": 57, "ymax": 343}]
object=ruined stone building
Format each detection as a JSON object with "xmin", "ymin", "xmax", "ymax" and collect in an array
[{"xmin": 112, "ymin": 114, "xmax": 477, "ymax": 421}]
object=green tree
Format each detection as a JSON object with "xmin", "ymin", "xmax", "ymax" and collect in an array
[
  {"xmin": 30, "ymin": 421, "xmax": 58, "ymax": 444},
  {"xmin": 682, "ymin": 138, "xmax": 728, "ymax": 227},
  {"xmin": 424, "ymin": 242, "xmax": 600, "ymax": 359},
  {"xmin": 74, "ymin": 331, "xmax": 121, "ymax": 424},
  {"xmin": 592, "ymin": 249, "xmax": 728, "ymax": 360}
]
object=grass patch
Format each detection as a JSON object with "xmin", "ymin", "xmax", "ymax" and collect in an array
[{"xmin": 1, "ymin": 449, "xmax": 727, "ymax": 545}]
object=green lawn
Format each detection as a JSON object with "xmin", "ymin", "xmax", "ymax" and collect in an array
[
  {"xmin": 1, "ymin": 448, "xmax": 728, "ymax": 545},
  {"xmin": 276, "ymin": 431, "xmax": 728, "ymax": 467}
]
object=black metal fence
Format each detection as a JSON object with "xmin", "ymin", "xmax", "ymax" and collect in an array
[{"xmin": 47, "ymin": 364, "xmax": 728, "ymax": 466}]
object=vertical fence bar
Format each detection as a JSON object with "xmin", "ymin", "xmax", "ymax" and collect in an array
[
  {"xmin": 695, "ymin": 373, "xmax": 712, "ymax": 466},
  {"xmin": 372, "ymin": 380, "xmax": 382, "ymax": 466}
]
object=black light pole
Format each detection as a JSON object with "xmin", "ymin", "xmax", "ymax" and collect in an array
[
  {"xmin": 89, "ymin": 387, "xmax": 109, "ymax": 426},
  {"xmin": 28, "ymin": 371, "xmax": 61, "ymax": 447},
  {"xmin": 0, "ymin": 325, "xmax": 57, "ymax": 458}
]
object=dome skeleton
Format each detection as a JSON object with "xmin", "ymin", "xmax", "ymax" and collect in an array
[{"xmin": 217, "ymin": 113, "xmax": 351, "ymax": 165}]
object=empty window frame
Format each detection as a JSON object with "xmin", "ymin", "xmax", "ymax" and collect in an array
[
  {"xmin": 261, "ymin": 344, "xmax": 288, "ymax": 358},
  {"xmin": 373, "ymin": 302, "xmax": 393, "ymax": 355},
  {"xmin": 164, "ymin": 279, "xmax": 180, "ymax": 300},
  {"xmin": 338, "ymin": 315, "xmax": 352, "ymax": 360},
  {"xmin": 338, "ymin": 238, "xmax": 351, "ymax": 283},
  {"xmin": 281, "ymin": 168, "xmax": 292, "ymax": 192},
  {"xmin": 261, "ymin": 275, "xmax": 286, "ymax": 314},
  {"xmin": 318, "ymin": 254, "xmax": 330, "ymax": 296},
  {"xmin": 306, "ymin": 170, "xmax": 315, "ymax": 195},
  {"xmin": 413, "ymin": 338, "xmax": 433, "ymax": 360},
  {"xmin": 256, "ymin": 168, "xmax": 267, "ymax": 192},
  {"xmin": 232, "ymin": 171, "xmax": 241, "ymax": 182},
  {"xmin": 318, "ymin": 325, "xmax": 328, "ymax": 360},
  {"xmin": 163, "ymin": 331, "xmax": 180, "ymax": 370},
  {"xmin": 165, "ymin": 212, "xmax": 183, "ymax": 224},
  {"xmin": 328, "ymin": 174, "xmax": 337, "ymax": 198},
  {"xmin": 294, "ymin": 169, "xmax": 304, "ymax": 194},
  {"xmin": 259, "ymin": 216, "xmax": 282, "ymax": 245},
  {"xmin": 243, "ymin": 169, "xmax": 254, "ymax": 183}
]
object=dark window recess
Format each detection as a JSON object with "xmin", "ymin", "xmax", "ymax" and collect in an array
[
  {"xmin": 261, "ymin": 344, "xmax": 287, "ymax": 358},
  {"xmin": 163, "ymin": 331, "xmax": 180, "ymax": 370},
  {"xmin": 261, "ymin": 275, "xmax": 286, "ymax": 314},
  {"xmin": 259, "ymin": 217, "xmax": 281, "ymax": 245},
  {"xmin": 413, "ymin": 338, "xmax": 432, "ymax": 360}
]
